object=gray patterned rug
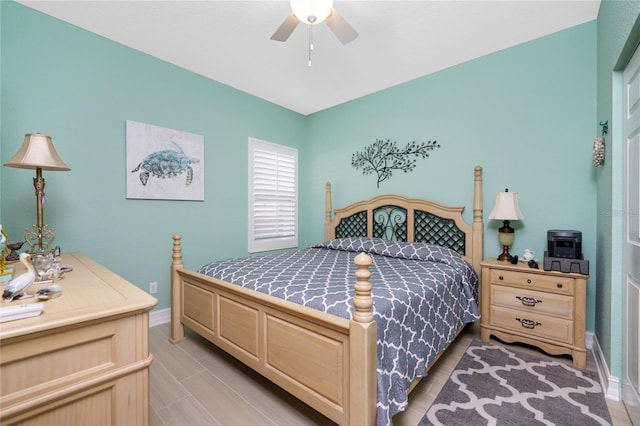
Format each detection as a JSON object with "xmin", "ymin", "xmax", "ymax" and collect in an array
[{"xmin": 420, "ymin": 340, "xmax": 612, "ymax": 426}]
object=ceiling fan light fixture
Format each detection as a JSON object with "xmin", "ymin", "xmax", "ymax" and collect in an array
[{"xmin": 290, "ymin": 0, "xmax": 334, "ymax": 25}]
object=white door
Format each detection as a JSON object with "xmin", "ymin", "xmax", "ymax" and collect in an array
[{"xmin": 623, "ymin": 42, "xmax": 640, "ymax": 425}]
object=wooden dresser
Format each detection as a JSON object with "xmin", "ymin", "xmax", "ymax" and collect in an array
[
  {"xmin": 480, "ymin": 258, "xmax": 588, "ymax": 368},
  {"xmin": 0, "ymin": 252, "xmax": 157, "ymax": 425}
]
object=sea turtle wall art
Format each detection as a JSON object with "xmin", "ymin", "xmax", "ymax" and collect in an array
[
  {"xmin": 126, "ymin": 120, "xmax": 205, "ymax": 201},
  {"xmin": 131, "ymin": 141, "xmax": 200, "ymax": 186}
]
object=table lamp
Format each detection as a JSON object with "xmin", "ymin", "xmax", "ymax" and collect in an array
[
  {"xmin": 4, "ymin": 133, "xmax": 70, "ymax": 253},
  {"xmin": 488, "ymin": 188, "xmax": 524, "ymax": 261}
]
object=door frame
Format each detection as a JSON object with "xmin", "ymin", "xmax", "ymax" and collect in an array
[{"xmin": 622, "ymin": 41, "xmax": 640, "ymax": 424}]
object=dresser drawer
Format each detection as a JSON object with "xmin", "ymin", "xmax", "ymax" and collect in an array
[
  {"xmin": 490, "ymin": 285, "xmax": 574, "ymax": 320},
  {"xmin": 489, "ymin": 269, "xmax": 574, "ymax": 296},
  {"xmin": 0, "ymin": 315, "xmax": 148, "ymax": 403},
  {"xmin": 490, "ymin": 306, "xmax": 573, "ymax": 344}
]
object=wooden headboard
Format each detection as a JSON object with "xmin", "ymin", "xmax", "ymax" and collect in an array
[{"xmin": 324, "ymin": 166, "xmax": 484, "ymax": 275}]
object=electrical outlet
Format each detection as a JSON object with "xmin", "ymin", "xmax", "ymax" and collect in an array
[{"xmin": 149, "ymin": 281, "xmax": 158, "ymax": 294}]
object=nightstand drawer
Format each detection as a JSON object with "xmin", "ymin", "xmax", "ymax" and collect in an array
[
  {"xmin": 490, "ymin": 286, "xmax": 574, "ymax": 320},
  {"xmin": 490, "ymin": 306, "xmax": 573, "ymax": 344},
  {"xmin": 489, "ymin": 269, "xmax": 574, "ymax": 295}
]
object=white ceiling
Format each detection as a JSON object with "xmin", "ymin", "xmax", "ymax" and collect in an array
[{"xmin": 18, "ymin": 0, "xmax": 600, "ymax": 115}]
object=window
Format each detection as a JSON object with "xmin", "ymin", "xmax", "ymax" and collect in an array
[{"xmin": 248, "ymin": 137, "xmax": 298, "ymax": 253}]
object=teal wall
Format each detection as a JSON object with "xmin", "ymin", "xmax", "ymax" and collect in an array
[
  {"xmin": 3, "ymin": 1, "xmax": 623, "ymax": 374},
  {"xmin": 594, "ymin": 0, "xmax": 640, "ymax": 381},
  {"xmin": 0, "ymin": 1, "xmax": 3, "ymax": 218},
  {"xmin": 0, "ymin": 2, "xmax": 306, "ymax": 311},
  {"xmin": 302, "ymin": 22, "xmax": 598, "ymax": 328},
  {"xmin": 303, "ymin": 22, "xmax": 597, "ymax": 244}
]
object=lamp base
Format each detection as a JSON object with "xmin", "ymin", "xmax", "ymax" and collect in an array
[
  {"xmin": 497, "ymin": 246, "xmax": 512, "ymax": 262},
  {"xmin": 24, "ymin": 224, "xmax": 55, "ymax": 253},
  {"xmin": 496, "ymin": 220, "xmax": 515, "ymax": 262}
]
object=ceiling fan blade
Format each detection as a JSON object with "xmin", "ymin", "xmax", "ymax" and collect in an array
[
  {"xmin": 271, "ymin": 12, "xmax": 299, "ymax": 42},
  {"xmin": 325, "ymin": 8, "xmax": 358, "ymax": 44}
]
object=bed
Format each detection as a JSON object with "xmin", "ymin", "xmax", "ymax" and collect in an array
[{"xmin": 170, "ymin": 165, "xmax": 484, "ymax": 425}]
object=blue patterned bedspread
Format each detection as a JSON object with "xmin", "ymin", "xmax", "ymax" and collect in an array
[{"xmin": 197, "ymin": 237, "xmax": 480, "ymax": 425}]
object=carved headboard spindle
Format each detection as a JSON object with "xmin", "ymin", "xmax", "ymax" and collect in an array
[{"xmin": 325, "ymin": 182, "xmax": 332, "ymax": 241}]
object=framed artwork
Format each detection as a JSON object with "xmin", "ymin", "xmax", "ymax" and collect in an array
[{"xmin": 126, "ymin": 120, "xmax": 204, "ymax": 200}]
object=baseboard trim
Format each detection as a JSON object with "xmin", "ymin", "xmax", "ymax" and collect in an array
[
  {"xmin": 589, "ymin": 332, "xmax": 622, "ymax": 401},
  {"xmin": 150, "ymin": 308, "xmax": 171, "ymax": 328},
  {"xmin": 148, "ymin": 310, "xmax": 624, "ymax": 401}
]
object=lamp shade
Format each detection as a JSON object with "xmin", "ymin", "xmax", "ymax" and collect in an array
[
  {"xmin": 4, "ymin": 133, "xmax": 70, "ymax": 171},
  {"xmin": 488, "ymin": 190, "xmax": 524, "ymax": 220},
  {"xmin": 290, "ymin": 0, "xmax": 334, "ymax": 24}
]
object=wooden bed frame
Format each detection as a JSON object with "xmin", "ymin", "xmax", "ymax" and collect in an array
[{"xmin": 170, "ymin": 166, "xmax": 483, "ymax": 425}]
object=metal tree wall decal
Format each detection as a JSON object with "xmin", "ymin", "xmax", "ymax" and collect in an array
[{"xmin": 352, "ymin": 139, "xmax": 441, "ymax": 187}]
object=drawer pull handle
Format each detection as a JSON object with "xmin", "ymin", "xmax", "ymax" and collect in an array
[
  {"xmin": 557, "ymin": 283, "xmax": 563, "ymax": 289},
  {"xmin": 499, "ymin": 275, "xmax": 504, "ymax": 280},
  {"xmin": 527, "ymin": 279, "xmax": 532, "ymax": 284},
  {"xmin": 516, "ymin": 318, "xmax": 542, "ymax": 329},
  {"xmin": 516, "ymin": 296, "xmax": 542, "ymax": 307}
]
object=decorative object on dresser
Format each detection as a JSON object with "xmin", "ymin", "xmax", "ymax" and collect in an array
[
  {"xmin": 4, "ymin": 133, "xmax": 71, "ymax": 253},
  {"xmin": 0, "ymin": 226, "xmax": 16, "ymax": 285},
  {"xmin": 487, "ymin": 188, "xmax": 525, "ymax": 261},
  {"xmin": 480, "ymin": 258, "xmax": 587, "ymax": 368},
  {"xmin": 0, "ymin": 226, "xmax": 7, "ymax": 262},
  {"xmin": 5, "ymin": 242, "xmax": 24, "ymax": 262},
  {"xmin": 420, "ymin": 340, "xmax": 612, "ymax": 425},
  {"xmin": 0, "ymin": 225, "xmax": 9, "ymax": 281},
  {"xmin": 0, "ymin": 252, "xmax": 157, "ymax": 425},
  {"xmin": 1, "ymin": 253, "xmax": 36, "ymax": 302},
  {"xmin": 31, "ymin": 248, "xmax": 60, "ymax": 284},
  {"xmin": 0, "ymin": 265, "xmax": 15, "ymax": 285}
]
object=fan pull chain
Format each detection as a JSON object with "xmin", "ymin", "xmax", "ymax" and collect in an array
[{"xmin": 308, "ymin": 25, "xmax": 314, "ymax": 67}]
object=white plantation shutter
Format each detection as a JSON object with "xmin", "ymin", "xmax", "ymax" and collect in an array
[{"xmin": 248, "ymin": 138, "xmax": 298, "ymax": 252}]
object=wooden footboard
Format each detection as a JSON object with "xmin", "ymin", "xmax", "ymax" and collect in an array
[
  {"xmin": 169, "ymin": 166, "xmax": 483, "ymax": 425},
  {"xmin": 170, "ymin": 234, "xmax": 377, "ymax": 425}
]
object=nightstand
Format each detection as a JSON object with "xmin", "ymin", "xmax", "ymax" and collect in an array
[{"xmin": 480, "ymin": 258, "xmax": 588, "ymax": 368}]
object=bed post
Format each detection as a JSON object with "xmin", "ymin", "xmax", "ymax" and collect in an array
[
  {"xmin": 325, "ymin": 182, "xmax": 333, "ymax": 241},
  {"xmin": 472, "ymin": 166, "xmax": 484, "ymax": 277},
  {"xmin": 169, "ymin": 234, "xmax": 185, "ymax": 344},
  {"xmin": 350, "ymin": 252, "xmax": 377, "ymax": 426}
]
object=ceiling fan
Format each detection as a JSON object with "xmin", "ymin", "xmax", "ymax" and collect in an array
[{"xmin": 271, "ymin": 0, "xmax": 358, "ymax": 45}]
